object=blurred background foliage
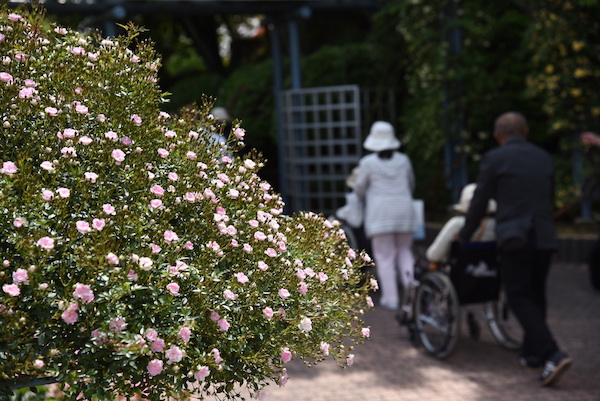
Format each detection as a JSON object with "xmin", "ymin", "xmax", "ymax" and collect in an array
[{"xmin": 34, "ymin": 0, "xmax": 600, "ymax": 224}]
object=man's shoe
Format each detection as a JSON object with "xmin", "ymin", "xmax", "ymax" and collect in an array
[
  {"xmin": 538, "ymin": 351, "xmax": 572, "ymax": 387},
  {"xmin": 518, "ymin": 356, "xmax": 543, "ymax": 370}
]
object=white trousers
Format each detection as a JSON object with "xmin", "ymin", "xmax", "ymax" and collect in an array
[{"xmin": 371, "ymin": 232, "xmax": 414, "ymax": 308}]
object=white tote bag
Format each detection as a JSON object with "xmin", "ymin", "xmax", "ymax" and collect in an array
[{"xmin": 336, "ymin": 192, "xmax": 364, "ymax": 228}]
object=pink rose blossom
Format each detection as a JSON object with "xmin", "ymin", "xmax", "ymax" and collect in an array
[
  {"xmin": 56, "ymin": 188, "xmax": 70, "ymax": 198},
  {"xmin": 165, "ymin": 345, "xmax": 184, "ymax": 364},
  {"xmin": 281, "ymin": 347, "xmax": 292, "ymax": 363},
  {"xmin": 263, "ymin": 307, "xmax": 274, "ymax": 319},
  {"xmin": 106, "ymin": 253, "xmax": 119, "ymax": 264},
  {"xmin": 166, "ymin": 282, "xmax": 180, "ymax": 295},
  {"xmin": 62, "ymin": 128, "xmax": 77, "ymax": 138},
  {"xmin": 258, "ymin": 261, "xmax": 269, "ymax": 271},
  {"xmin": 70, "ymin": 46, "xmax": 85, "ymax": 55},
  {"xmin": 217, "ymin": 318, "xmax": 230, "ymax": 331},
  {"xmin": 18, "ymin": 87, "xmax": 34, "ymax": 99},
  {"xmin": 44, "ymin": 106, "xmax": 58, "ymax": 116},
  {"xmin": 149, "ymin": 199, "xmax": 163, "ymax": 209},
  {"xmin": 102, "ymin": 204, "xmax": 115, "ymax": 215},
  {"xmin": 13, "ymin": 217, "xmax": 27, "ymax": 228},
  {"xmin": 361, "ymin": 328, "xmax": 371, "ymax": 337},
  {"xmin": 1, "ymin": 161, "xmax": 18, "ymax": 175},
  {"xmin": 265, "ymin": 248, "xmax": 278, "ymax": 257},
  {"xmin": 320, "ymin": 342, "xmax": 330, "ymax": 356},
  {"xmin": 73, "ymin": 283, "xmax": 94, "ymax": 303},
  {"xmin": 347, "ymin": 354, "xmax": 355, "ymax": 366},
  {"xmin": 40, "ymin": 161, "xmax": 54, "ymax": 171},
  {"xmin": 167, "ymin": 172, "xmax": 178, "ymax": 181},
  {"xmin": 111, "ymin": 149, "xmax": 126, "ymax": 163},
  {"xmin": 36, "ymin": 236, "xmax": 55, "ymax": 250},
  {"xmin": 3, "ymin": 284, "xmax": 20, "ymax": 297},
  {"xmin": 61, "ymin": 303, "xmax": 79, "ymax": 324},
  {"xmin": 130, "ymin": 114, "xmax": 142, "ymax": 126},
  {"xmin": 0, "ymin": 72, "xmax": 13, "ymax": 84},
  {"xmin": 139, "ymin": 257, "xmax": 153, "ymax": 271},
  {"xmin": 127, "ymin": 270, "xmax": 138, "ymax": 281},
  {"xmin": 149, "ymin": 243, "xmax": 161, "ymax": 253},
  {"xmin": 60, "ymin": 146, "xmax": 78, "ymax": 157},
  {"xmin": 179, "ymin": 327, "xmax": 191, "ymax": 342},
  {"xmin": 145, "ymin": 329, "xmax": 158, "ymax": 341},
  {"xmin": 150, "ymin": 185, "xmax": 165, "ymax": 196},
  {"xmin": 279, "ymin": 368, "xmax": 288, "ymax": 387},
  {"xmin": 120, "ymin": 136, "xmax": 132, "ymax": 146},
  {"xmin": 147, "ymin": 359, "xmax": 163, "ymax": 376},
  {"xmin": 186, "ymin": 151, "xmax": 197, "ymax": 159},
  {"xmin": 223, "ymin": 289, "xmax": 237, "ymax": 300},
  {"xmin": 105, "ymin": 131, "xmax": 118, "ymax": 141},
  {"xmin": 157, "ymin": 148, "xmax": 169, "ymax": 158},
  {"xmin": 164, "ymin": 230, "xmax": 179, "ymax": 243},
  {"xmin": 164, "ymin": 130, "xmax": 176, "ymax": 138},
  {"xmin": 211, "ymin": 348, "xmax": 223, "ymax": 364},
  {"xmin": 211, "ymin": 311, "xmax": 220, "ymax": 321},
  {"xmin": 92, "ymin": 218, "xmax": 105, "ymax": 231},
  {"xmin": 318, "ymin": 272, "xmax": 329, "ymax": 283},
  {"xmin": 298, "ymin": 317, "xmax": 312, "ymax": 332},
  {"xmin": 233, "ymin": 127, "xmax": 245, "ymax": 139},
  {"xmin": 79, "ymin": 136, "xmax": 92, "ymax": 145},
  {"xmin": 184, "ymin": 241, "xmax": 194, "ymax": 250},
  {"xmin": 84, "ymin": 172, "xmax": 98, "ymax": 183},
  {"xmin": 97, "ymin": 114, "xmax": 106, "ymax": 122},
  {"xmin": 298, "ymin": 282, "xmax": 308, "ymax": 295},
  {"xmin": 76, "ymin": 221, "xmax": 91, "ymax": 234},
  {"xmin": 75, "ymin": 104, "xmax": 88, "ymax": 114},
  {"xmin": 243, "ymin": 244, "xmax": 253, "ymax": 253},
  {"xmin": 42, "ymin": 189, "xmax": 54, "ymax": 201},
  {"xmin": 234, "ymin": 272, "xmax": 249, "ymax": 284},
  {"xmin": 254, "ymin": 231, "xmax": 267, "ymax": 241},
  {"xmin": 194, "ymin": 366, "xmax": 210, "ymax": 381},
  {"xmin": 12, "ymin": 269, "xmax": 28, "ymax": 284},
  {"xmin": 278, "ymin": 289, "xmax": 290, "ymax": 299}
]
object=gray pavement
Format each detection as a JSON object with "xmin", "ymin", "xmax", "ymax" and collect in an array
[{"xmin": 232, "ymin": 262, "xmax": 600, "ymax": 400}]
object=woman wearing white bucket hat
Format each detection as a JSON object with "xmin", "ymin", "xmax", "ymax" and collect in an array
[
  {"xmin": 354, "ymin": 121, "xmax": 419, "ymax": 310},
  {"xmin": 426, "ymin": 183, "xmax": 497, "ymax": 263}
]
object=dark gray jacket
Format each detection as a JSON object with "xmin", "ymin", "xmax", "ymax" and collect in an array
[{"xmin": 459, "ymin": 137, "xmax": 557, "ymax": 251}]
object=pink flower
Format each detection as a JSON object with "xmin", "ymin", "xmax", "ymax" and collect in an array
[
  {"xmin": 361, "ymin": 328, "xmax": 371, "ymax": 338},
  {"xmin": 151, "ymin": 338, "xmax": 165, "ymax": 352},
  {"xmin": 217, "ymin": 318, "xmax": 230, "ymax": 331},
  {"xmin": 18, "ymin": 87, "xmax": 34, "ymax": 99},
  {"xmin": 130, "ymin": 114, "xmax": 142, "ymax": 125},
  {"xmin": 121, "ymin": 136, "xmax": 132, "ymax": 146},
  {"xmin": 2, "ymin": 284, "xmax": 20, "ymax": 297},
  {"xmin": 8, "ymin": 13, "xmax": 23, "ymax": 21},
  {"xmin": 258, "ymin": 261, "xmax": 269, "ymax": 271},
  {"xmin": 164, "ymin": 230, "xmax": 179, "ymax": 243},
  {"xmin": 265, "ymin": 248, "xmax": 278, "ymax": 257},
  {"xmin": 254, "ymin": 231, "xmax": 267, "ymax": 241},
  {"xmin": 184, "ymin": 241, "xmax": 194, "ymax": 250},
  {"xmin": 157, "ymin": 148, "xmax": 169, "ymax": 158},
  {"xmin": 92, "ymin": 218, "xmax": 105, "ymax": 231},
  {"xmin": 165, "ymin": 345, "xmax": 184, "ymax": 364},
  {"xmin": 298, "ymin": 282, "xmax": 308, "ymax": 295},
  {"xmin": 186, "ymin": 151, "xmax": 197, "ymax": 159},
  {"xmin": 1, "ymin": 161, "xmax": 18, "ymax": 175},
  {"xmin": 111, "ymin": 149, "xmax": 126, "ymax": 164},
  {"xmin": 233, "ymin": 128, "xmax": 245, "ymax": 139},
  {"xmin": 84, "ymin": 172, "xmax": 98, "ymax": 183},
  {"xmin": 127, "ymin": 270, "xmax": 138, "ymax": 281},
  {"xmin": 57, "ymin": 188, "xmax": 70, "ymax": 198},
  {"xmin": 223, "ymin": 289, "xmax": 237, "ymax": 300},
  {"xmin": 234, "ymin": 272, "xmax": 249, "ymax": 284},
  {"xmin": 138, "ymin": 257, "xmax": 153, "ymax": 271},
  {"xmin": 346, "ymin": 354, "xmax": 355, "ymax": 366},
  {"xmin": 0, "ymin": 72, "xmax": 13, "ymax": 84},
  {"xmin": 12, "ymin": 269, "xmax": 28, "ymax": 284},
  {"xmin": 62, "ymin": 128, "xmax": 77, "ymax": 138},
  {"xmin": 194, "ymin": 366, "xmax": 210, "ymax": 381},
  {"xmin": 70, "ymin": 46, "xmax": 86, "ymax": 55},
  {"xmin": 97, "ymin": 114, "xmax": 106, "ymax": 122},
  {"xmin": 211, "ymin": 348, "xmax": 223, "ymax": 364},
  {"xmin": 44, "ymin": 106, "xmax": 58, "ymax": 116},
  {"xmin": 149, "ymin": 199, "xmax": 163, "ymax": 209},
  {"xmin": 40, "ymin": 161, "xmax": 55, "ymax": 171},
  {"xmin": 179, "ymin": 327, "xmax": 191, "ymax": 342},
  {"xmin": 298, "ymin": 317, "xmax": 312, "ymax": 332},
  {"xmin": 166, "ymin": 282, "xmax": 180, "ymax": 295},
  {"xmin": 36, "ymin": 236, "xmax": 55, "ymax": 250},
  {"xmin": 320, "ymin": 342, "xmax": 330, "ymax": 356},
  {"xmin": 147, "ymin": 359, "xmax": 163, "ymax": 376},
  {"xmin": 149, "ymin": 243, "xmax": 161, "ymax": 253},
  {"xmin": 79, "ymin": 136, "xmax": 92, "ymax": 145},
  {"xmin": 73, "ymin": 283, "xmax": 94, "ymax": 303},
  {"xmin": 76, "ymin": 221, "xmax": 91, "ymax": 233},
  {"xmin": 150, "ymin": 185, "xmax": 165, "ymax": 196},
  {"xmin": 75, "ymin": 104, "xmax": 88, "ymax": 114},
  {"xmin": 13, "ymin": 217, "xmax": 27, "ymax": 228},
  {"xmin": 145, "ymin": 329, "xmax": 158, "ymax": 341},
  {"xmin": 42, "ymin": 189, "xmax": 54, "ymax": 201},
  {"xmin": 106, "ymin": 252, "xmax": 119, "ymax": 264},
  {"xmin": 105, "ymin": 131, "xmax": 118, "ymax": 141},
  {"xmin": 281, "ymin": 347, "xmax": 292, "ymax": 363},
  {"xmin": 167, "ymin": 172, "xmax": 178, "ymax": 181},
  {"xmin": 211, "ymin": 311, "xmax": 220, "ymax": 321},
  {"xmin": 61, "ymin": 303, "xmax": 79, "ymax": 324},
  {"xmin": 263, "ymin": 307, "xmax": 274, "ymax": 319},
  {"xmin": 243, "ymin": 244, "xmax": 253, "ymax": 253},
  {"xmin": 102, "ymin": 203, "xmax": 116, "ymax": 215},
  {"xmin": 278, "ymin": 289, "xmax": 290, "ymax": 299},
  {"xmin": 318, "ymin": 272, "xmax": 329, "ymax": 283}
]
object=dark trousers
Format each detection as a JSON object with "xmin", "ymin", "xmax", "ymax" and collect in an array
[{"xmin": 499, "ymin": 248, "xmax": 558, "ymax": 362}]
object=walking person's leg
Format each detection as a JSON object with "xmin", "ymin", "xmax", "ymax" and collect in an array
[
  {"xmin": 371, "ymin": 233, "xmax": 400, "ymax": 310},
  {"xmin": 395, "ymin": 232, "xmax": 415, "ymax": 290}
]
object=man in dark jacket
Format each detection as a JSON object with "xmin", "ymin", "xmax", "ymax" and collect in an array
[{"xmin": 458, "ymin": 111, "xmax": 571, "ymax": 386}]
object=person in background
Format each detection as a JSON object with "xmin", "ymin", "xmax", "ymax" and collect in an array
[
  {"xmin": 354, "ymin": 121, "xmax": 419, "ymax": 310},
  {"xmin": 457, "ymin": 111, "xmax": 571, "ymax": 387},
  {"xmin": 426, "ymin": 183, "xmax": 496, "ymax": 264}
]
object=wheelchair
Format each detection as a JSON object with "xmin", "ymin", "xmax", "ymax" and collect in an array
[{"xmin": 399, "ymin": 241, "xmax": 523, "ymax": 359}]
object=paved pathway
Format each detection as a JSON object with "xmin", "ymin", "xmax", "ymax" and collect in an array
[{"xmin": 213, "ymin": 262, "xmax": 600, "ymax": 400}]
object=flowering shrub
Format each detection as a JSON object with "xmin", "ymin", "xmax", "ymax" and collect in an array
[{"xmin": 0, "ymin": 6, "xmax": 375, "ymax": 401}]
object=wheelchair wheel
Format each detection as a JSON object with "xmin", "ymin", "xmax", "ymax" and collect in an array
[
  {"xmin": 483, "ymin": 292, "xmax": 523, "ymax": 350},
  {"xmin": 414, "ymin": 271, "xmax": 460, "ymax": 359}
]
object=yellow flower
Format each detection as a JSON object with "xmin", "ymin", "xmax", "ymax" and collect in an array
[
  {"xmin": 572, "ymin": 41, "xmax": 585, "ymax": 52},
  {"xmin": 574, "ymin": 68, "xmax": 588, "ymax": 78},
  {"xmin": 570, "ymin": 88, "xmax": 582, "ymax": 97}
]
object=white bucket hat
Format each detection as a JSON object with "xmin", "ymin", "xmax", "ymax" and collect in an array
[
  {"xmin": 363, "ymin": 121, "xmax": 401, "ymax": 152},
  {"xmin": 453, "ymin": 183, "xmax": 497, "ymax": 214}
]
